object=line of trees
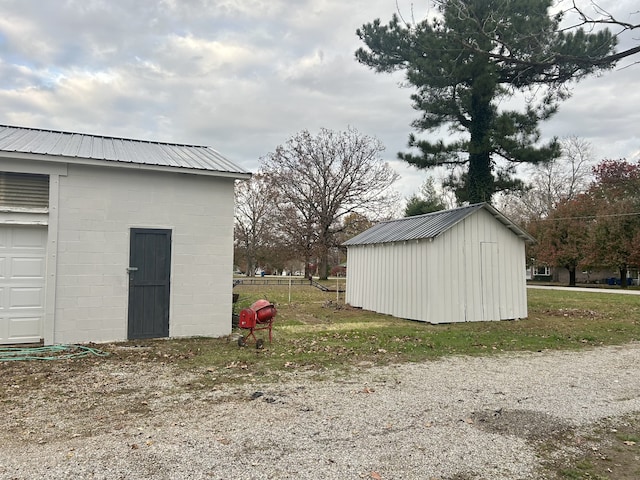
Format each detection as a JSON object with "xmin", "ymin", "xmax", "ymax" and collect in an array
[
  {"xmin": 527, "ymin": 159, "xmax": 640, "ymax": 287},
  {"xmin": 235, "ymin": 131, "xmax": 640, "ymax": 286},
  {"xmin": 234, "ymin": 127, "xmax": 397, "ymax": 279},
  {"xmin": 235, "ymin": 1, "xmax": 640, "ymax": 282},
  {"xmin": 404, "ymin": 139, "xmax": 640, "ymax": 288}
]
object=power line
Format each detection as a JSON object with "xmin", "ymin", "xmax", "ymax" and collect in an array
[{"xmin": 530, "ymin": 211, "xmax": 640, "ymax": 222}]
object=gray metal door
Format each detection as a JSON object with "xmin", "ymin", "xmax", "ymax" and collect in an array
[{"xmin": 128, "ymin": 228, "xmax": 171, "ymax": 339}]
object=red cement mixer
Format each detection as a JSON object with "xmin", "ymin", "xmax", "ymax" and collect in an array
[{"xmin": 238, "ymin": 299, "xmax": 277, "ymax": 347}]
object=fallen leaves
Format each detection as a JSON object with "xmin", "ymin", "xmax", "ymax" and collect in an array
[{"xmin": 225, "ymin": 361, "xmax": 248, "ymax": 370}]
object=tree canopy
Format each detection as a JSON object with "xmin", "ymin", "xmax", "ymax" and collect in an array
[
  {"xmin": 586, "ymin": 159, "xmax": 640, "ymax": 286},
  {"xmin": 528, "ymin": 193, "xmax": 594, "ymax": 286},
  {"xmin": 356, "ymin": 0, "xmax": 637, "ymax": 203},
  {"xmin": 530, "ymin": 158, "xmax": 640, "ymax": 287},
  {"xmin": 404, "ymin": 177, "xmax": 446, "ymax": 216}
]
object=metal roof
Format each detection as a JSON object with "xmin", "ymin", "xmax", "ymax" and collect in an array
[
  {"xmin": 343, "ymin": 203, "xmax": 535, "ymax": 246},
  {"xmin": 0, "ymin": 124, "xmax": 250, "ymax": 177}
]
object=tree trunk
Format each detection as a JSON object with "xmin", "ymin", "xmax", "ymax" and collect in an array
[
  {"xmin": 568, "ymin": 266, "xmax": 576, "ymax": 286},
  {"xmin": 304, "ymin": 255, "xmax": 311, "ymax": 278},
  {"xmin": 317, "ymin": 229, "xmax": 331, "ymax": 280},
  {"xmin": 468, "ymin": 151, "xmax": 493, "ymax": 204},
  {"xmin": 620, "ymin": 266, "xmax": 628, "ymax": 289},
  {"xmin": 318, "ymin": 253, "xmax": 329, "ymax": 281},
  {"xmin": 467, "ymin": 69, "xmax": 495, "ymax": 204},
  {"xmin": 246, "ymin": 249, "xmax": 255, "ymax": 277}
]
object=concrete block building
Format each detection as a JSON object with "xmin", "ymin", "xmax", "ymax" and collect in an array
[{"xmin": 0, "ymin": 125, "xmax": 249, "ymax": 345}]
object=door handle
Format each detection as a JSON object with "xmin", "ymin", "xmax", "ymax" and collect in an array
[{"xmin": 126, "ymin": 267, "xmax": 139, "ymax": 273}]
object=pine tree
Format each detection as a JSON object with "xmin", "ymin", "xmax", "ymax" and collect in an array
[{"xmin": 356, "ymin": 0, "xmax": 634, "ymax": 203}]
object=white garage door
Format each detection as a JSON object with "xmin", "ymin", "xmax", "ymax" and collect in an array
[{"xmin": 0, "ymin": 225, "xmax": 47, "ymax": 344}]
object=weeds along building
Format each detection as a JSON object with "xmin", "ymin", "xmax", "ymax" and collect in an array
[{"xmin": 343, "ymin": 203, "xmax": 534, "ymax": 324}]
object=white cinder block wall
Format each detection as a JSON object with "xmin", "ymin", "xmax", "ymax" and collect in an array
[{"xmin": 53, "ymin": 164, "xmax": 234, "ymax": 344}]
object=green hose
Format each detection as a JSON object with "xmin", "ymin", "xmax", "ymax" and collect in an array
[{"xmin": 0, "ymin": 344, "xmax": 109, "ymax": 361}]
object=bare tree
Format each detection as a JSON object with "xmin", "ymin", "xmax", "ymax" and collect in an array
[
  {"xmin": 234, "ymin": 174, "xmax": 276, "ymax": 276},
  {"xmin": 568, "ymin": 1, "xmax": 640, "ymax": 33},
  {"xmin": 559, "ymin": 135, "xmax": 594, "ymax": 200},
  {"xmin": 272, "ymin": 202, "xmax": 318, "ymax": 278},
  {"xmin": 564, "ymin": 2, "xmax": 640, "ymax": 66},
  {"xmin": 499, "ymin": 136, "xmax": 594, "ymax": 222},
  {"xmin": 262, "ymin": 127, "xmax": 399, "ymax": 279}
]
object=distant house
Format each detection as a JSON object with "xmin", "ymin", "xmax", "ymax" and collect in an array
[
  {"xmin": 343, "ymin": 203, "xmax": 534, "ymax": 324},
  {"xmin": 0, "ymin": 125, "xmax": 250, "ymax": 345},
  {"xmin": 532, "ymin": 266, "xmax": 638, "ymax": 286}
]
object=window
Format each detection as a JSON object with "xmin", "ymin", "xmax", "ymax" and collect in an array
[
  {"xmin": 534, "ymin": 265, "xmax": 550, "ymax": 276},
  {"xmin": 0, "ymin": 172, "xmax": 49, "ymax": 209}
]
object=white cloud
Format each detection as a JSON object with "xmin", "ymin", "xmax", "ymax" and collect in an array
[{"xmin": 0, "ymin": 0, "xmax": 638, "ymax": 204}]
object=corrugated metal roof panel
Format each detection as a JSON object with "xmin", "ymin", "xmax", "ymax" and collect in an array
[
  {"xmin": 0, "ymin": 125, "xmax": 249, "ymax": 176},
  {"xmin": 343, "ymin": 203, "xmax": 534, "ymax": 245}
]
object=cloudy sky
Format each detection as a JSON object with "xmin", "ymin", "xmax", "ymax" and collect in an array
[{"xmin": 1, "ymin": 0, "xmax": 638, "ymax": 202}]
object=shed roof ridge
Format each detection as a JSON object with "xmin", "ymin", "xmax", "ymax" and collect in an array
[
  {"xmin": 0, "ymin": 124, "xmax": 206, "ymax": 148},
  {"xmin": 377, "ymin": 203, "xmax": 484, "ymax": 224},
  {"xmin": 343, "ymin": 203, "xmax": 534, "ymax": 245}
]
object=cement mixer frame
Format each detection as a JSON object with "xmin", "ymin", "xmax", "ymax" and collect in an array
[{"xmin": 238, "ymin": 299, "xmax": 277, "ymax": 347}]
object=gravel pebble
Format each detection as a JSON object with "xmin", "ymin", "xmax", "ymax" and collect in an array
[{"xmin": 1, "ymin": 343, "xmax": 639, "ymax": 479}]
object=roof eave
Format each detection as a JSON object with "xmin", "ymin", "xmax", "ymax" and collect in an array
[
  {"xmin": 0, "ymin": 150, "xmax": 252, "ymax": 180},
  {"xmin": 480, "ymin": 203, "xmax": 536, "ymax": 243},
  {"xmin": 343, "ymin": 203, "xmax": 535, "ymax": 246}
]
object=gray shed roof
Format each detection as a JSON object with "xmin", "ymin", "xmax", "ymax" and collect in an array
[
  {"xmin": 343, "ymin": 203, "xmax": 535, "ymax": 246},
  {"xmin": 0, "ymin": 124, "xmax": 250, "ymax": 178}
]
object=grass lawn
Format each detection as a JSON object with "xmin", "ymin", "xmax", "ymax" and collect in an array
[
  {"xmin": 109, "ymin": 283, "xmax": 640, "ymax": 385},
  {"xmin": 6, "ymin": 283, "xmax": 636, "ymax": 402},
  {"xmin": 205, "ymin": 284, "xmax": 640, "ymax": 480}
]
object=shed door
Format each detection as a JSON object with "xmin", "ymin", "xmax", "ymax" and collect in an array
[
  {"xmin": 480, "ymin": 242, "xmax": 501, "ymax": 321},
  {"xmin": 128, "ymin": 229, "xmax": 171, "ymax": 339},
  {"xmin": 0, "ymin": 225, "xmax": 47, "ymax": 344}
]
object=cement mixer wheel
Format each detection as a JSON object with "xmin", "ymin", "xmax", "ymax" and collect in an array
[{"xmin": 238, "ymin": 336, "xmax": 247, "ymax": 347}]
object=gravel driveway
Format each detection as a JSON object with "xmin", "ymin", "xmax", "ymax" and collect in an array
[{"xmin": 1, "ymin": 343, "xmax": 639, "ymax": 480}]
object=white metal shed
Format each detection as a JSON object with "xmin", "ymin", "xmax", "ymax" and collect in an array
[
  {"xmin": 0, "ymin": 124, "xmax": 250, "ymax": 345},
  {"xmin": 343, "ymin": 203, "xmax": 534, "ymax": 324}
]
